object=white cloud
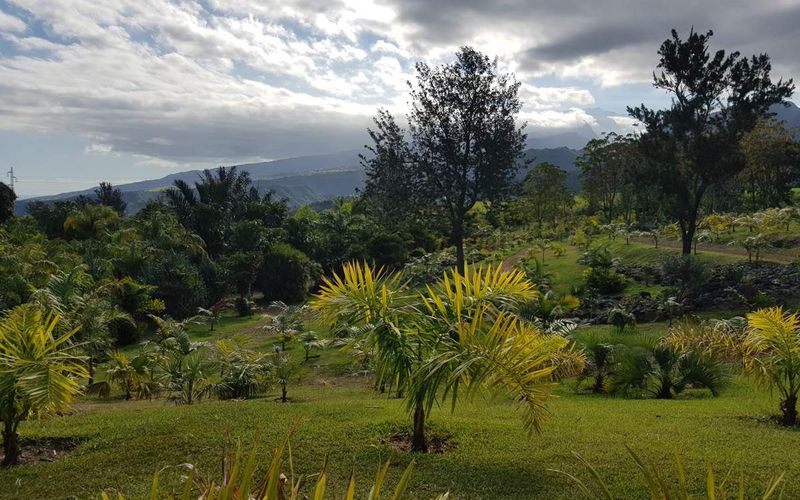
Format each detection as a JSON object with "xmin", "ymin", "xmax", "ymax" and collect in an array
[
  {"xmin": 519, "ymin": 83, "xmax": 595, "ymax": 110},
  {"xmin": 0, "ymin": 0, "xmax": 795, "ymax": 177},
  {"xmin": 0, "ymin": 10, "xmax": 26, "ymax": 32},
  {"xmin": 84, "ymin": 143, "xmax": 115, "ymax": 155}
]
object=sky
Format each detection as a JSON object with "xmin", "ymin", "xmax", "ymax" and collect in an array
[{"xmin": 0, "ymin": 0, "xmax": 798, "ymax": 197}]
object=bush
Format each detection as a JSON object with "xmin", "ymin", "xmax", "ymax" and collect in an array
[
  {"xmin": 584, "ymin": 267, "xmax": 627, "ymax": 295},
  {"xmin": 257, "ymin": 243, "xmax": 319, "ymax": 303},
  {"xmin": 660, "ymin": 255, "xmax": 710, "ymax": 295},
  {"xmin": 367, "ymin": 232, "xmax": 410, "ymax": 269}
]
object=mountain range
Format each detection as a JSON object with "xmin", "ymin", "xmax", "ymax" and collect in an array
[
  {"xmin": 13, "ymin": 102, "xmax": 799, "ymax": 215},
  {"xmin": 13, "ymin": 147, "xmax": 580, "ymax": 214}
]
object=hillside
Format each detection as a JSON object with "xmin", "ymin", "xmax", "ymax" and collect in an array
[{"xmin": 14, "ymin": 147, "xmax": 580, "ymax": 214}]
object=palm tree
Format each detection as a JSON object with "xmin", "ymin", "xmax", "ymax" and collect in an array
[
  {"xmin": 298, "ymin": 331, "xmax": 325, "ymax": 361},
  {"xmin": 611, "ymin": 336, "xmax": 726, "ymax": 399},
  {"xmin": 161, "ymin": 352, "xmax": 213, "ymax": 405},
  {"xmin": 31, "ymin": 268, "xmax": 133, "ymax": 385},
  {"xmin": 196, "ymin": 299, "xmax": 229, "ymax": 331},
  {"xmin": 313, "ymin": 261, "xmax": 584, "ymax": 451},
  {"xmin": 272, "ymin": 347, "xmax": 300, "ymax": 402},
  {"xmin": 577, "ymin": 333, "xmax": 615, "ymax": 393},
  {"xmin": 105, "ymin": 351, "xmax": 154, "ymax": 400},
  {"xmin": 263, "ymin": 301, "xmax": 307, "ymax": 351},
  {"xmin": 743, "ymin": 307, "xmax": 800, "ymax": 425},
  {"xmin": 0, "ymin": 304, "xmax": 87, "ymax": 466}
]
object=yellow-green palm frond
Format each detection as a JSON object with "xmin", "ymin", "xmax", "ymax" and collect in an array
[
  {"xmin": 423, "ymin": 263, "xmax": 538, "ymax": 320},
  {"xmin": 0, "ymin": 304, "xmax": 87, "ymax": 417},
  {"xmin": 312, "ymin": 261, "xmax": 409, "ymax": 325},
  {"xmin": 417, "ymin": 311, "xmax": 584, "ymax": 435},
  {"xmin": 743, "ymin": 307, "xmax": 800, "ymax": 394}
]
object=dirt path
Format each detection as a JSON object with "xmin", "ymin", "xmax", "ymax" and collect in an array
[
  {"xmin": 628, "ymin": 237, "xmax": 798, "ymax": 264},
  {"xmin": 501, "ymin": 246, "xmax": 532, "ymax": 271}
]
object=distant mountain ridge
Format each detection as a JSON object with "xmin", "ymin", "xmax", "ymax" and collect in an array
[
  {"xmin": 13, "ymin": 101, "xmax": 798, "ymax": 215},
  {"xmin": 14, "ymin": 147, "xmax": 580, "ymax": 214}
]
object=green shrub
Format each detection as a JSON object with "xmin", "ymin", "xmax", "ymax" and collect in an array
[
  {"xmin": 257, "ymin": 243, "xmax": 319, "ymax": 303},
  {"xmin": 584, "ymin": 267, "xmax": 627, "ymax": 295},
  {"xmin": 367, "ymin": 232, "xmax": 410, "ymax": 269},
  {"xmin": 660, "ymin": 255, "xmax": 710, "ymax": 295}
]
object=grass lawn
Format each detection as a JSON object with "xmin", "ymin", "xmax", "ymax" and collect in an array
[{"xmin": 3, "ymin": 362, "xmax": 799, "ymax": 499}]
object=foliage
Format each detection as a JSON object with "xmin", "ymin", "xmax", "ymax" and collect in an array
[
  {"xmin": 576, "ymin": 332, "xmax": 615, "ymax": 393},
  {"xmin": 742, "ymin": 307, "xmax": 800, "ymax": 425},
  {"xmin": 100, "ymin": 431, "xmax": 432, "ymax": 500},
  {"xmin": 0, "ymin": 304, "xmax": 87, "ymax": 466},
  {"xmin": 522, "ymin": 163, "xmax": 573, "ymax": 229},
  {"xmin": 0, "ymin": 182, "xmax": 15, "ymax": 224},
  {"xmin": 313, "ymin": 261, "xmax": 583, "ymax": 450},
  {"xmin": 215, "ymin": 337, "xmax": 271, "ymax": 400},
  {"xmin": 629, "ymin": 28, "xmax": 794, "ymax": 254},
  {"xmin": 556, "ymin": 445, "xmax": 786, "ymax": 500},
  {"xmin": 577, "ymin": 133, "xmax": 641, "ymax": 222},
  {"xmin": 607, "ymin": 308, "xmax": 636, "ymax": 333},
  {"xmin": 365, "ymin": 46, "xmax": 527, "ymax": 272},
  {"xmin": 610, "ymin": 335, "xmax": 726, "ymax": 399},
  {"xmin": 258, "ymin": 243, "xmax": 318, "ymax": 303},
  {"xmin": 660, "ymin": 255, "xmax": 710, "ymax": 298}
]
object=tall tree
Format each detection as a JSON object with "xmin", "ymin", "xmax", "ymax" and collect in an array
[
  {"xmin": 629, "ymin": 29, "xmax": 794, "ymax": 254},
  {"xmin": 365, "ymin": 47, "xmax": 526, "ymax": 272},
  {"xmin": 522, "ymin": 162, "xmax": 572, "ymax": 230},
  {"xmin": 94, "ymin": 182, "xmax": 127, "ymax": 215},
  {"xmin": 739, "ymin": 119, "xmax": 800, "ymax": 210},
  {"xmin": 165, "ymin": 166, "xmax": 256, "ymax": 256},
  {"xmin": 576, "ymin": 133, "xmax": 640, "ymax": 222},
  {"xmin": 0, "ymin": 182, "xmax": 15, "ymax": 224},
  {"xmin": 361, "ymin": 109, "xmax": 420, "ymax": 226}
]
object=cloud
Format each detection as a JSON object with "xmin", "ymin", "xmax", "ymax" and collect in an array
[
  {"xmin": 0, "ymin": 0, "xmax": 796, "ymax": 179},
  {"xmin": 0, "ymin": 10, "xmax": 26, "ymax": 32},
  {"xmin": 519, "ymin": 84, "xmax": 595, "ymax": 110},
  {"xmin": 84, "ymin": 143, "xmax": 115, "ymax": 155}
]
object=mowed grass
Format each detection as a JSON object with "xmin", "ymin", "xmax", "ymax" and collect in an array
[{"xmin": 2, "ymin": 369, "xmax": 799, "ymax": 499}]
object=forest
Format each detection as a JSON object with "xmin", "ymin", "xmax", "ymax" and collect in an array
[{"xmin": 1, "ymin": 28, "xmax": 800, "ymax": 499}]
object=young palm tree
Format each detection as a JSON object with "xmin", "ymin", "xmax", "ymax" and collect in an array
[
  {"xmin": 0, "ymin": 304, "xmax": 87, "ymax": 466},
  {"xmin": 298, "ymin": 331, "xmax": 325, "ymax": 361},
  {"xmin": 263, "ymin": 301, "xmax": 307, "ymax": 351},
  {"xmin": 272, "ymin": 347, "xmax": 300, "ymax": 402},
  {"xmin": 106, "ymin": 351, "xmax": 155, "ymax": 400},
  {"xmin": 161, "ymin": 351, "xmax": 213, "ymax": 405},
  {"xmin": 313, "ymin": 261, "xmax": 584, "ymax": 451},
  {"xmin": 743, "ymin": 307, "xmax": 800, "ymax": 425},
  {"xmin": 577, "ymin": 333, "xmax": 615, "ymax": 393},
  {"xmin": 611, "ymin": 336, "xmax": 726, "ymax": 399}
]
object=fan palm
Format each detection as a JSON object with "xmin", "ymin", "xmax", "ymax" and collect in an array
[
  {"xmin": 743, "ymin": 307, "xmax": 800, "ymax": 425},
  {"xmin": 313, "ymin": 261, "xmax": 584, "ymax": 451},
  {"xmin": 0, "ymin": 304, "xmax": 87, "ymax": 466}
]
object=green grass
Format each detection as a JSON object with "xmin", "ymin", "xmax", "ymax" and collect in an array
[{"xmin": 4, "ymin": 360, "xmax": 799, "ymax": 499}]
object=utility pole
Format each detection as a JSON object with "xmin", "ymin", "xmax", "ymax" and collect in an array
[{"xmin": 6, "ymin": 166, "xmax": 17, "ymax": 193}]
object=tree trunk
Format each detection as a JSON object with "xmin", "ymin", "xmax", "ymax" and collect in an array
[
  {"xmin": 681, "ymin": 228, "xmax": 693, "ymax": 255},
  {"xmin": 1, "ymin": 420, "xmax": 20, "ymax": 467},
  {"xmin": 281, "ymin": 382, "xmax": 287, "ymax": 402},
  {"xmin": 411, "ymin": 401, "xmax": 427, "ymax": 452},
  {"xmin": 780, "ymin": 395, "xmax": 797, "ymax": 426},
  {"xmin": 592, "ymin": 373, "xmax": 605, "ymax": 393},
  {"xmin": 453, "ymin": 226, "xmax": 465, "ymax": 275},
  {"xmin": 655, "ymin": 378, "xmax": 673, "ymax": 399},
  {"xmin": 88, "ymin": 357, "xmax": 95, "ymax": 386}
]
